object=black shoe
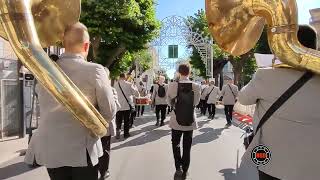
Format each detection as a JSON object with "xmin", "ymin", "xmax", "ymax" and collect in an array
[
  {"xmin": 124, "ymin": 134, "xmax": 131, "ymax": 139},
  {"xmin": 160, "ymin": 123, "xmax": 164, "ymax": 126},
  {"xmin": 116, "ymin": 130, "xmax": 120, "ymax": 139},
  {"xmin": 155, "ymin": 122, "xmax": 159, "ymax": 126},
  {"xmin": 174, "ymin": 169, "xmax": 183, "ymax": 180},
  {"xmin": 100, "ymin": 170, "xmax": 110, "ymax": 180},
  {"xmin": 182, "ymin": 172, "xmax": 189, "ymax": 180},
  {"xmin": 225, "ymin": 123, "xmax": 232, "ymax": 128}
]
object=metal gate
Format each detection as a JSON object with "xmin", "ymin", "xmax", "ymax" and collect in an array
[{"xmin": 0, "ymin": 79, "xmax": 20, "ymax": 139}]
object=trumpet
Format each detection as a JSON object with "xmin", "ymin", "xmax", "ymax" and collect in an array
[{"xmin": 0, "ymin": 0, "xmax": 108, "ymax": 137}]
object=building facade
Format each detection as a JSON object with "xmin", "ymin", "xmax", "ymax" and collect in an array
[{"xmin": 310, "ymin": 8, "xmax": 320, "ymax": 50}]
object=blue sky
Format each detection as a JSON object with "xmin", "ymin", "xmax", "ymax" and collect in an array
[{"xmin": 156, "ymin": 0, "xmax": 320, "ymax": 24}]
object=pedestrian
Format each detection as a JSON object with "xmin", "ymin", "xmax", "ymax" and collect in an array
[
  {"xmin": 151, "ymin": 75, "xmax": 168, "ymax": 126},
  {"xmin": 204, "ymin": 80, "xmax": 220, "ymax": 119},
  {"xmin": 199, "ymin": 81, "xmax": 209, "ymax": 115},
  {"xmin": 136, "ymin": 81, "xmax": 147, "ymax": 117},
  {"xmin": 114, "ymin": 73, "xmax": 139, "ymax": 139},
  {"xmin": 98, "ymin": 69, "xmax": 121, "ymax": 180},
  {"xmin": 239, "ymin": 25, "xmax": 320, "ymax": 180},
  {"xmin": 24, "ymin": 22, "xmax": 117, "ymax": 180},
  {"xmin": 167, "ymin": 64, "xmax": 201, "ymax": 180},
  {"xmin": 220, "ymin": 78, "xmax": 238, "ymax": 127}
]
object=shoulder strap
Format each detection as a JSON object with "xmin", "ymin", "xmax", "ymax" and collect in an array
[
  {"xmin": 207, "ymin": 86, "xmax": 215, "ymax": 96},
  {"xmin": 255, "ymin": 71, "xmax": 314, "ymax": 134},
  {"xmin": 228, "ymin": 84, "xmax": 236, "ymax": 99},
  {"xmin": 201, "ymin": 87, "xmax": 206, "ymax": 95},
  {"xmin": 118, "ymin": 82, "xmax": 131, "ymax": 107}
]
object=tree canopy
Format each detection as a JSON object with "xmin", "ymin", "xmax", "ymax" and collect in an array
[{"xmin": 80, "ymin": 0, "xmax": 160, "ymax": 76}]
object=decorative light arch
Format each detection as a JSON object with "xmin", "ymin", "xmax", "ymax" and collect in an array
[{"xmin": 152, "ymin": 15, "xmax": 213, "ymax": 76}]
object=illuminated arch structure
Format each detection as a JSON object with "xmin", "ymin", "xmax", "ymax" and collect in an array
[{"xmin": 152, "ymin": 15, "xmax": 213, "ymax": 77}]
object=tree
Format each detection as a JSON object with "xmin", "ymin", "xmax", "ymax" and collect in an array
[
  {"xmin": 80, "ymin": 0, "xmax": 160, "ymax": 76},
  {"xmin": 109, "ymin": 49, "xmax": 153, "ymax": 80}
]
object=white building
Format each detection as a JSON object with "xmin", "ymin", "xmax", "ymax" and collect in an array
[{"xmin": 310, "ymin": 8, "xmax": 320, "ymax": 50}]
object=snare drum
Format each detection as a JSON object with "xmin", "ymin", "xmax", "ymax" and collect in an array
[{"xmin": 136, "ymin": 97, "xmax": 150, "ymax": 105}]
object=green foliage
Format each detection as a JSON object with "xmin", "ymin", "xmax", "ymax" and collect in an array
[
  {"xmin": 134, "ymin": 50, "xmax": 153, "ymax": 71},
  {"xmin": 240, "ymin": 57, "xmax": 257, "ymax": 86},
  {"xmin": 254, "ymin": 28, "xmax": 272, "ymax": 54},
  {"xmin": 189, "ymin": 48, "xmax": 207, "ymax": 78},
  {"xmin": 109, "ymin": 49, "xmax": 153, "ymax": 79},
  {"xmin": 187, "ymin": 10, "xmax": 211, "ymax": 78},
  {"xmin": 109, "ymin": 52, "xmax": 133, "ymax": 79},
  {"xmin": 187, "ymin": 9, "xmax": 210, "ymax": 37},
  {"xmin": 80, "ymin": 0, "xmax": 160, "ymax": 76}
]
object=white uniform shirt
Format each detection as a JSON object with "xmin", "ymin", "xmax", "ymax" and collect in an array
[
  {"xmin": 239, "ymin": 67, "xmax": 320, "ymax": 180},
  {"xmin": 167, "ymin": 77, "xmax": 201, "ymax": 131}
]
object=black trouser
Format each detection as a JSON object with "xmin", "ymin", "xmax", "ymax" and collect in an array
[
  {"xmin": 259, "ymin": 171, "xmax": 281, "ymax": 180},
  {"xmin": 156, "ymin": 105, "xmax": 167, "ymax": 124},
  {"xmin": 116, "ymin": 110, "xmax": 131, "ymax": 136},
  {"xmin": 167, "ymin": 106, "xmax": 172, "ymax": 114},
  {"xmin": 224, "ymin": 105, "xmax": 234, "ymax": 124},
  {"xmin": 129, "ymin": 110, "xmax": 136, "ymax": 127},
  {"xmin": 207, "ymin": 104, "xmax": 216, "ymax": 117},
  {"xmin": 136, "ymin": 105, "xmax": 145, "ymax": 116},
  {"xmin": 171, "ymin": 129, "xmax": 193, "ymax": 172},
  {"xmin": 99, "ymin": 136, "xmax": 111, "ymax": 177},
  {"xmin": 47, "ymin": 153, "xmax": 98, "ymax": 180},
  {"xmin": 200, "ymin": 100, "xmax": 207, "ymax": 115}
]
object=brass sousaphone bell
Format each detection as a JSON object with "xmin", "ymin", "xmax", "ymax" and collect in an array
[
  {"xmin": 0, "ymin": 0, "xmax": 109, "ymax": 137},
  {"xmin": 205, "ymin": 0, "xmax": 320, "ymax": 73}
]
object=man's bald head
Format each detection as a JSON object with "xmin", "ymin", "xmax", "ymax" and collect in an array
[{"xmin": 63, "ymin": 22, "xmax": 90, "ymax": 56}]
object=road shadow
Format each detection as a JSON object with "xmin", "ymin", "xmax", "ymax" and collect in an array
[
  {"xmin": 111, "ymin": 129, "xmax": 171, "ymax": 150},
  {"xmin": 192, "ymin": 127, "xmax": 226, "ymax": 146},
  {"xmin": 219, "ymin": 168, "xmax": 237, "ymax": 180},
  {"xmin": 197, "ymin": 119, "xmax": 211, "ymax": 128},
  {"xmin": 0, "ymin": 162, "xmax": 37, "ymax": 179}
]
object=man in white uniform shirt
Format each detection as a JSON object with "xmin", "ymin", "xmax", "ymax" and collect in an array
[
  {"xmin": 25, "ymin": 23, "xmax": 117, "ymax": 180},
  {"xmin": 239, "ymin": 26, "xmax": 319, "ymax": 180}
]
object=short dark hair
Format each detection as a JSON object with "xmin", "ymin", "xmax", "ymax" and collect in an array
[
  {"xmin": 298, "ymin": 25, "xmax": 317, "ymax": 50},
  {"xmin": 119, "ymin": 73, "xmax": 126, "ymax": 78},
  {"xmin": 178, "ymin": 64, "xmax": 190, "ymax": 76},
  {"xmin": 49, "ymin": 54, "xmax": 59, "ymax": 62}
]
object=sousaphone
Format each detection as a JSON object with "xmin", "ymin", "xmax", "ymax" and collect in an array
[
  {"xmin": 205, "ymin": 0, "xmax": 320, "ymax": 73},
  {"xmin": 0, "ymin": 0, "xmax": 109, "ymax": 137}
]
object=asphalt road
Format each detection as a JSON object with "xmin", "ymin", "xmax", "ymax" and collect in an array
[{"xmin": 0, "ymin": 109, "xmax": 258, "ymax": 180}]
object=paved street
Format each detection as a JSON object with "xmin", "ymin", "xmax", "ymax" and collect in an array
[{"xmin": 0, "ymin": 109, "xmax": 258, "ymax": 180}]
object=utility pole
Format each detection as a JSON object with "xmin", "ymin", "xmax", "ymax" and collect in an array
[{"xmin": 17, "ymin": 60, "xmax": 25, "ymax": 138}]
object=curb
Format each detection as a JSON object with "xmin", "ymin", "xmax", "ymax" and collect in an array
[{"xmin": 0, "ymin": 151, "xmax": 24, "ymax": 165}]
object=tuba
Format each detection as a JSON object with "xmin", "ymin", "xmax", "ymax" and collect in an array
[
  {"xmin": 0, "ymin": 0, "xmax": 108, "ymax": 137},
  {"xmin": 205, "ymin": 0, "xmax": 320, "ymax": 73}
]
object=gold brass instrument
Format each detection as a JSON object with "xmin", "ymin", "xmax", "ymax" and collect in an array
[
  {"xmin": 205, "ymin": 0, "xmax": 320, "ymax": 73},
  {"xmin": 0, "ymin": 0, "xmax": 108, "ymax": 137}
]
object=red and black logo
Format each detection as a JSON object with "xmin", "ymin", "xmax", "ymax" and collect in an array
[{"xmin": 251, "ymin": 144, "xmax": 271, "ymax": 166}]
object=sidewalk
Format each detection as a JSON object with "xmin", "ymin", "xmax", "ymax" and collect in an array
[{"xmin": 0, "ymin": 137, "xmax": 28, "ymax": 165}]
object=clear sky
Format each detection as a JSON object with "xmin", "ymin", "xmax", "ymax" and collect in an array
[{"xmin": 156, "ymin": 0, "xmax": 320, "ymax": 24}]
